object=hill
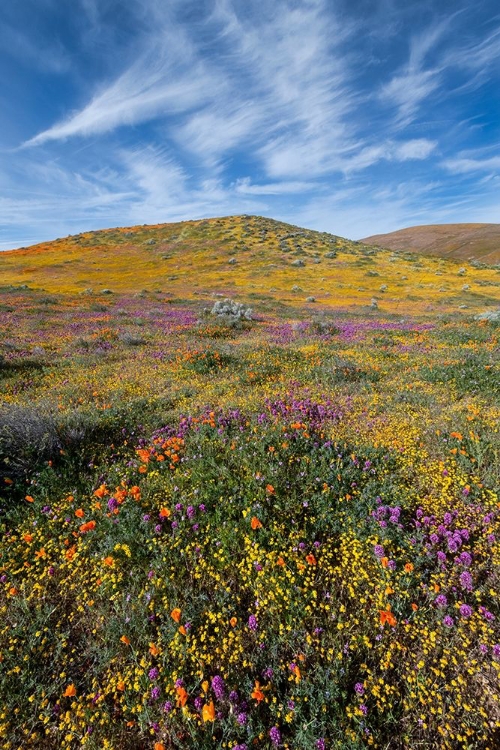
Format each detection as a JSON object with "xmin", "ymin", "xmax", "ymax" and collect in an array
[
  {"xmin": 361, "ymin": 223, "xmax": 500, "ymax": 264},
  {"xmin": 1, "ymin": 215, "xmax": 500, "ymax": 316}
]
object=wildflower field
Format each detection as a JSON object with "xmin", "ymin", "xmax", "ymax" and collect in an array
[{"xmin": 0, "ymin": 215, "xmax": 499, "ymax": 749}]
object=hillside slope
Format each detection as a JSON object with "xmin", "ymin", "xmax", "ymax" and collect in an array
[
  {"xmin": 1, "ymin": 215, "xmax": 500, "ymax": 316},
  {"xmin": 362, "ymin": 223, "xmax": 500, "ymax": 264}
]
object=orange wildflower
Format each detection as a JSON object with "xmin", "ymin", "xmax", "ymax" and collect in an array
[
  {"xmin": 251, "ymin": 681, "xmax": 265, "ymax": 702},
  {"xmin": 93, "ymin": 484, "xmax": 107, "ymax": 498},
  {"xmin": 411, "ymin": 603, "xmax": 418, "ymax": 611},
  {"xmin": 404, "ymin": 562, "xmax": 414, "ymax": 573},
  {"xmin": 79, "ymin": 520, "xmax": 96, "ymax": 533},
  {"xmin": 381, "ymin": 557, "xmax": 389, "ymax": 568},
  {"xmin": 9, "ymin": 587, "xmax": 18, "ymax": 596},
  {"xmin": 201, "ymin": 700, "xmax": 215, "ymax": 722},
  {"xmin": 4, "ymin": 478, "xmax": 13, "ymax": 485},
  {"xmin": 179, "ymin": 625, "xmax": 187, "ymax": 636},
  {"xmin": 201, "ymin": 680, "xmax": 209, "ymax": 694},
  {"xmin": 251, "ymin": 516, "xmax": 263, "ymax": 530},
  {"xmin": 65, "ymin": 545, "xmax": 76, "ymax": 560},
  {"xmin": 25, "ymin": 495, "xmax": 34, "ymax": 503},
  {"xmin": 120, "ymin": 635, "xmax": 131, "ymax": 645},
  {"xmin": 230, "ymin": 617, "xmax": 237, "ymax": 627},
  {"xmin": 159, "ymin": 507, "xmax": 171, "ymax": 518},
  {"xmin": 265, "ymin": 484, "xmax": 275, "ymax": 494},
  {"xmin": 171, "ymin": 608, "xmax": 182, "ymax": 623},
  {"xmin": 305, "ymin": 553, "xmax": 317, "ymax": 565},
  {"xmin": 379, "ymin": 610, "xmax": 397, "ymax": 627},
  {"xmin": 35, "ymin": 548, "xmax": 46, "ymax": 559},
  {"xmin": 276, "ymin": 557, "xmax": 285, "ymax": 566},
  {"xmin": 175, "ymin": 686, "xmax": 188, "ymax": 707},
  {"xmin": 154, "ymin": 744, "xmax": 165, "ymax": 750},
  {"xmin": 103, "ymin": 556, "xmax": 114, "ymax": 567},
  {"xmin": 63, "ymin": 684, "xmax": 76, "ymax": 697},
  {"xmin": 149, "ymin": 642, "xmax": 160, "ymax": 656},
  {"xmin": 22, "ymin": 533, "xmax": 33, "ymax": 543},
  {"xmin": 75, "ymin": 508, "xmax": 85, "ymax": 518},
  {"xmin": 117, "ymin": 680, "xmax": 125, "ymax": 691},
  {"xmin": 138, "ymin": 466, "xmax": 147, "ymax": 474},
  {"xmin": 129, "ymin": 485, "xmax": 141, "ymax": 500}
]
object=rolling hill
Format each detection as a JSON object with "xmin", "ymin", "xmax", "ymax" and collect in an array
[
  {"xmin": 361, "ymin": 223, "xmax": 500, "ymax": 265},
  {"xmin": 1, "ymin": 215, "xmax": 499, "ymax": 316}
]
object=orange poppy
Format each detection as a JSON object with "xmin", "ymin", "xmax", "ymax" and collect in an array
[
  {"xmin": 171, "ymin": 608, "xmax": 182, "ymax": 623},
  {"xmin": 411, "ymin": 603, "xmax": 418, "ymax": 611},
  {"xmin": 179, "ymin": 625, "xmax": 187, "ymax": 636},
  {"xmin": 175, "ymin": 686, "xmax": 188, "ymax": 707},
  {"xmin": 404, "ymin": 562, "xmax": 414, "ymax": 573},
  {"xmin": 266, "ymin": 484, "xmax": 275, "ymax": 494},
  {"xmin": 22, "ymin": 533, "xmax": 33, "ymax": 543},
  {"xmin": 159, "ymin": 507, "xmax": 171, "ymax": 518},
  {"xmin": 305, "ymin": 554, "xmax": 317, "ymax": 565},
  {"xmin": 380, "ymin": 557, "xmax": 389, "ymax": 568},
  {"xmin": 75, "ymin": 508, "xmax": 85, "ymax": 518},
  {"xmin": 138, "ymin": 466, "xmax": 147, "ymax": 474},
  {"xmin": 117, "ymin": 680, "xmax": 125, "ymax": 691},
  {"xmin": 251, "ymin": 681, "xmax": 265, "ymax": 702},
  {"xmin": 149, "ymin": 643, "xmax": 160, "ymax": 656},
  {"xmin": 120, "ymin": 635, "xmax": 131, "ymax": 645},
  {"xmin": 201, "ymin": 701, "xmax": 215, "ymax": 722},
  {"xmin": 201, "ymin": 680, "xmax": 209, "ymax": 694},
  {"xmin": 379, "ymin": 610, "xmax": 397, "ymax": 627},
  {"xmin": 230, "ymin": 617, "xmax": 237, "ymax": 627},
  {"xmin": 154, "ymin": 744, "xmax": 165, "ymax": 750},
  {"xmin": 9, "ymin": 587, "xmax": 18, "ymax": 596},
  {"xmin": 79, "ymin": 520, "xmax": 96, "ymax": 533},
  {"xmin": 276, "ymin": 557, "xmax": 285, "ymax": 566},
  {"xmin": 251, "ymin": 517, "xmax": 263, "ymax": 530},
  {"xmin": 94, "ymin": 484, "xmax": 107, "ymax": 498},
  {"xmin": 4, "ymin": 478, "xmax": 13, "ymax": 485},
  {"xmin": 35, "ymin": 548, "xmax": 46, "ymax": 559},
  {"xmin": 65, "ymin": 545, "xmax": 76, "ymax": 560},
  {"xmin": 63, "ymin": 684, "xmax": 76, "ymax": 697},
  {"xmin": 103, "ymin": 556, "xmax": 114, "ymax": 567},
  {"xmin": 25, "ymin": 495, "xmax": 34, "ymax": 503}
]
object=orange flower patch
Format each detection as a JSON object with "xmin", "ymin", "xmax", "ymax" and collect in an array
[
  {"xmin": 305, "ymin": 553, "xmax": 317, "ymax": 565},
  {"xmin": 171, "ymin": 608, "xmax": 182, "ymax": 623},
  {"xmin": 149, "ymin": 642, "xmax": 160, "ymax": 656},
  {"xmin": 120, "ymin": 635, "xmax": 131, "ymax": 645},
  {"xmin": 159, "ymin": 507, "xmax": 171, "ymax": 518},
  {"xmin": 379, "ymin": 610, "xmax": 397, "ymax": 627},
  {"xmin": 79, "ymin": 520, "xmax": 96, "ymax": 533},
  {"xmin": 75, "ymin": 508, "xmax": 85, "ymax": 518},
  {"xmin": 22, "ymin": 534, "xmax": 33, "ymax": 543},
  {"xmin": 201, "ymin": 700, "xmax": 215, "ymax": 722},
  {"xmin": 93, "ymin": 484, "xmax": 107, "ymax": 498},
  {"xmin": 251, "ymin": 516, "xmax": 263, "ymax": 530},
  {"xmin": 175, "ymin": 686, "xmax": 188, "ymax": 707},
  {"xmin": 25, "ymin": 495, "xmax": 34, "ymax": 503},
  {"xmin": 404, "ymin": 562, "xmax": 414, "ymax": 573},
  {"xmin": 230, "ymin": 617, "xmax": 237, "ymax": 627},
  {"xmin": 63, "ymin": 684, "xmax": 76, "ymax": 697},
  {"xmin": 251, "ymin": 681, "xmax": 265, "ymax": 702},
  {"xmin": 103, "ymin": 556, "xmax": 114, "ymax": 567}
]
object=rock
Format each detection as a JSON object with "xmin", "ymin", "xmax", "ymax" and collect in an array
[
  {"xmin": 462, "ymin": 284, "xmax": 470, "ymax": 291},
  {"xmin": 228, "ymin": 258, "xmax": 237, "ymax": 264},
  {"xmin": 306, "ymin": 296, "xmax": 316, "ymax": 302},
  {"xmin": 325, "ymin": 252, "xmax": 336, "ymax": 259},
  {"xmin": 291, "ymin": 259, "xmax": 305, "ymax": 267},
  {"xmin": 101, "ymin": 289, "xmax": 113, "ymax": 295},
  {"xmin": 379, "ymin": 284, "xmax": 387, "ymax": 292},
  {"xmin": 371, "ymin": 298, "xmax": 378, "ymax": 308},
  {"xmin": 291, "ymin": 285, "xmax": 302, "ymax": 292},
  {"xmin": 475, "ymin": 309, "xmax": 500, "ymax": 322},
  {"xmin": 458, "ymin": 268, "xmax": 466, "ymax": 275}
]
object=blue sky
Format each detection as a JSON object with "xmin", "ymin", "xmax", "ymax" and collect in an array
[{"xmin": 1, "ymin": 0, "xmax": 499, "ymax": 250}]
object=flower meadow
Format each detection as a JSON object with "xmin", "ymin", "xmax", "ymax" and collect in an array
[{"xmin": 0, "ymin": 216, "xmax": 500, "ymax": 749}]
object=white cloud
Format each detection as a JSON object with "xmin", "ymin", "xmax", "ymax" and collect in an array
[{"xmin": 442, "ymin": 155, "xmax": 500, "ymax": 173}]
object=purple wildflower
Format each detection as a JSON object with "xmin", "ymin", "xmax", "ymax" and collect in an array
[
  {"xmin": 459, "ymin": 604, "xmax": 473, "ymax": 618},
  {"xmin": 492, "ymin": 645, "xmax": 500, "ymax": 657},
  {"xmin": 148, "ymin": 668, "xmax": 159, "ymax": 681},
  {"xmin": 194, "ymin": 696, "xmax": 204, "ymax": 711},
  {"xmin": 443, "ymin": 615, "xmax": 454, "ymax": 627},
  {"xmin": 211, "ymin": 675, "xmax": 225, "ymax": 700},
  {"xmin": 354, "ymin": 683, "xmax": 365, "ymax": 695},
  {"xmin": 248, "ymin": 614, "xmax": 258, "ymax": 631},
  {"xmin": 163, "ymin": 700, "xmax": 173, "ymax": 713},
  {"xmin": 435, "ymin": 594, "xmax": 448, "ymax": 608},
  {"xmin": 459, "ymin": 571, "xmax": 473, "ymax": 591},
  {"xmin": 150, "ymin": 686, "xmax": 160, "ymax": 701},
  {"xmin": 269, "ymin": 726, "xmax": 281, "ymax": 746},
  {"xmin": 236, "ymin": 712, "xmax": 248, "ymax": 726},
  {"xmin": 316, "ymin": 740, "xmax": 326, "ymax": 750},
  {"xmin": 373, "ymin": 544, "xmax": 385, "ymax": 558}
]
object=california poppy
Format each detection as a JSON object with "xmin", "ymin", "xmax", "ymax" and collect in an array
[
  {"xmin": 251, "ymin": 517, "xmax": 263, "ymax": 530},
  {"xmin": 75, "ymin": 508, "xmax": 85, "ymax": 518},
  {"xmin": 201, "ymin": 700, "xmax": 215, "ymax": 722},
  {"xmin": 120, "ymin": 635, "xmax": 131, "ymax": 645},
  {"xmin": 379, "ymin": 610, "xmax": 397, "ymax": 627},
  {"xmin": 103, "ymin": 556, "xmax": 114, "ymax": 567},
  {"xmin": 306, "ymin": 554, "xmax": 317, "ymax": 565},
  {"xmin": 63, "ymin": 684, "xmax": 76, "ymax": 697},
  {"xmin": 176, "ymin": 686, "xmax": 188, "ymax": 707},
  {"xmin": 94, "ymin": 484, "xmax": 107, "ymax": 498},
  {"xmin": 230, "ymin": 617, "xmax": 237, "ymax": 627},
  {"xmin": 251, "ymin": 681, "xmax": 265, "ymax": 702},
  {"xmin": 159, "ymin": 507, "xmax": 171, "ymax": 518},
  {"xmin": 171, "ymin": 608, "xmax": 182, "ymax": 623},
  {"xmin": 149, "ymin": 642, "xmax": 160, "ymax": 656}
]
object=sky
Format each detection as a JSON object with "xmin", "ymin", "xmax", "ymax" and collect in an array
[{"xmin": 1, "ymin": 0, "xmax": 500, "ymax": 250}]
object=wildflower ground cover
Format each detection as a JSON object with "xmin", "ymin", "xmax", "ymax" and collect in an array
[{"xmin": 0, "ymin": 216, "xmax": 499, "ymax": 749}]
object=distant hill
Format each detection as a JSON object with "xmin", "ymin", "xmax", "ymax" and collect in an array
[
  {"xmin": 361, "ymin": 224, "xmax": 500, "ymax": 265},
  {"xmin": 1, "ymin": 215, "xmax": 500, "ymax": 315}
]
